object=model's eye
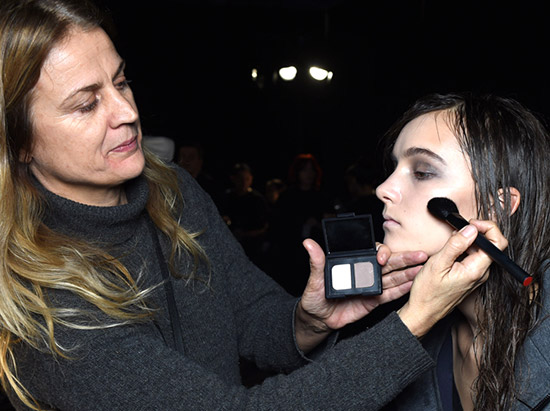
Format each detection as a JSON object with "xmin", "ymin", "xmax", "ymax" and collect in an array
[
  {"xmin": 413, "ymin": 170, "xmax": 434, "ymax": 180},
  {"xmin": 412, "ymin": 161, "xmax": 437, "ymax": 180}
]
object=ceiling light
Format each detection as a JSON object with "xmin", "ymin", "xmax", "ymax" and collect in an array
[
  {"xmin": 278, "ymin": 66, "xmax": 297, "ymax": 81},
  {"xmin": 309, "ymin": 66, "xmax": 333, "ymax": 81}
]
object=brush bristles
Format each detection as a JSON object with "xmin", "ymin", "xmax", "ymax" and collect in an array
[{"xmin": 427, "ymin": 197, "xmax": 459, "ymax": 219}]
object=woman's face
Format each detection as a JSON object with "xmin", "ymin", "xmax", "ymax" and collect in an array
[
  {"xmin": 376, "ymin": 111, "xmax": 478, "ymax": 255},
  {"xmin": 27, "ymin": 27, "xmax": 144, "ymax": 206}
]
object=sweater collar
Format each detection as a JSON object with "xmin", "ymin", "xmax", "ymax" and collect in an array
[{"xmin": 38, "ymin": 175, "xmax": 149, "ymax": 245}]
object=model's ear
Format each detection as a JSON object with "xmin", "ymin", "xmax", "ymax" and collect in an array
[{"xmin": 497, "ymin": 187, "xmax": 521, "ymax": 216}]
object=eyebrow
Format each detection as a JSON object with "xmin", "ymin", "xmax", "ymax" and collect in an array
[
  {"xmin": 61, "ymin": 60, "xmax": 126, "ymax": 106},
  {"xmin": 392, "ymin": 146, "xmax": 447, "ymax": 165}
]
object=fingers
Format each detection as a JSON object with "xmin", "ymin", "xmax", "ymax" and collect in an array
[
  {"xmin": 431, "ymin": 221, "xmax": 507, "ymax": 287},
  {"xmin": 469, "ymin": 219, "xmax": 508, "ymax": 250},
  {"xmin": 377, "ymin": 280, "xmax": 414, "ymax": 305},
  {"xmin": 378, "ymin": 245, "xmax": 428, "ymax": 274},
  {"xmin": 431, "ymin": 224, "xmax": 479, "ymax": 273},
  {"xmin": 382, "ymin": 265, "xmax": 422, "ymax": 289},
  {"xmin": 456, "ymin": 220, "xmax": 507, "ymax": 284}
]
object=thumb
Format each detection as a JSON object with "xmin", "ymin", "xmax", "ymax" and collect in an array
[
  {"xmin": 303, "ymin": 238, "xmax": 326, "ymax": 283},
  {"xmin": 434, "ymin": 224, "xmax": 479, "ymax": 271}
]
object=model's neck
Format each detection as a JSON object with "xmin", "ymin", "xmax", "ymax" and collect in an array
[
  {"xmin": 453, "ymin": 288, "xmax": 482, "ymax": 411},
  {"xmin": 457, "ymin": 289, "xmax": 479, "ymax": 331}
]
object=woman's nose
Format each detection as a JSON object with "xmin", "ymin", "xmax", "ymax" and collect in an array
[
  {"xmin": 376, "ymin": 173, "xmax": 401, "ymax": 204},
  {"xmin": 108, "ymin": 89, "xmax": 139, "ymax": 127}
]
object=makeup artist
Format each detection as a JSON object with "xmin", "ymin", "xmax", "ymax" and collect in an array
[{"xmin": 0, "ymin": 1, "xmax": 502, "ymax": 410}]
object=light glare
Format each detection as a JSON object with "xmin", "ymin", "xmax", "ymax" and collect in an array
[
  {"xmin": 279, "ymin": 66, "xmax": 297, "ymax": 81},
  {"xmin": 309, "ymin": 66, "xmax": 333, "ymax": 81}
]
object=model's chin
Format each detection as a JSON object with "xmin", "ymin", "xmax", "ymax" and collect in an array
[
  {"xmin": 380, "ymin": 230, "xmax": 399, "ymax": 251},
  {"xmin": 381, "ymin": 238, "xmax": 406, "ymax": 253},
  {"xmin": 381, "ymin": 231, "xmax": 420, "ymax": 254}
]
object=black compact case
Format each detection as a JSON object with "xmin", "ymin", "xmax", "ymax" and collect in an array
[{"xmin": 322, "ymin": 213, "xmax": 382, "ymax": 299}]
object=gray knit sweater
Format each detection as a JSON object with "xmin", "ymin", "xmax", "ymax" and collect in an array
[{"xmin": 8, "ymin": 167, "xmax": 434, "ymax": 410}]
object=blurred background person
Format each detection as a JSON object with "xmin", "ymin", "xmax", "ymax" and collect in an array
[
  {"xmin": 273, "ymin": 153, "xmax": 332, "ymax": 296},
  {"xmin": 259, "ymin": 178, "xmax": 287, "ymax": 280},
  {"xmin": 220, "ymin": 163, "xmax": 269, "ymax": 265},
  {"xmin": 264, "ymin": 178, "xmax": 287, "ymax": 207},
  {"xmin": 342, "ymin": 158, "xmax": 385, "ymax": 243},
  {"xmin": 177, "ymin": 140, "xmax": 222, "ymax": 208}
]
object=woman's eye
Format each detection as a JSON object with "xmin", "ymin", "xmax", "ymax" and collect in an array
[
  {"xmin": 115, "ymin": 78, "xmax": 131, "ymax": 90},
  {"xmin": 78, "ymin": 98, "xmax": 98, "ymax": 114}
]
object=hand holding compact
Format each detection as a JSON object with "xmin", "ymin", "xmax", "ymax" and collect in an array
[{"xmin": 295, "ymin": 238, "xmax": 427, "ymax": 352}]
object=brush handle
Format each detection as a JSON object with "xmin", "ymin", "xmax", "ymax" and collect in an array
[{"xmin": 445, "ymin": 213, "xmax": 533, "ymax": 286}]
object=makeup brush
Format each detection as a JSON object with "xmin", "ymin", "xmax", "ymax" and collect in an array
[{"xmin": 427, "ymin": 197, "xmax": 533, "ymax": 287}]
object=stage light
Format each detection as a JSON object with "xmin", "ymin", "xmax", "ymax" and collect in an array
[
  {"xmin": 251, "ymin": 68, "xmax": 258, "ymax": 80},
  {"xmin": 309, "ymin": 66, "xmax": 333, "ymax": 81},
  {"xmin": 278, "ymin": 66, "xmax": 297, "ymax": 81}
]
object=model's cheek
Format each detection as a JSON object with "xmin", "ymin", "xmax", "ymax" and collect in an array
[{"xmin": 456, "ymin": 196, "xmax": 479, "ymax": 221}]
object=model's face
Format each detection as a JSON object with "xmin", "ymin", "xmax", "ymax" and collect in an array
[
  {"xmin": 376, "ymin": 111, "xmax": 478, "ymax": 255},
  {"xmin": 27, "ymin": 27, "xmax": 144, "ymax": 206}
]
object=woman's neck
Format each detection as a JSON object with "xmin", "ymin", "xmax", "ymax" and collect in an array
[
  {"xmin": 452, "ymin": 289, "xmax": 482, "ymax": 411},
  {"xmin": 457, "ymin": 289, "xmax": 479, "ymax": 331}
]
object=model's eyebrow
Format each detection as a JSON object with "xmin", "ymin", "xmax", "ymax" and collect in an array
[
  {"xmin": 402, "ymin": 146, "xmax": 447, "ymax": 165},
  {"xmin": 61, "ymin": 60, "xmax": 126, "ymax": 106}
]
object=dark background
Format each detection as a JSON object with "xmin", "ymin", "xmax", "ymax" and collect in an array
[{"xmin": 100, "ymin": 0, "xmax": 550, "ymax": 194}]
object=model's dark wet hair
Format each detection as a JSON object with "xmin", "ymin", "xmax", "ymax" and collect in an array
[{"xmin": 382, "ymin": 92, "xmax": 550, "ymax": 409}]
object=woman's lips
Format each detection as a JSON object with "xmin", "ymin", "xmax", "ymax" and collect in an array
[{"xmin": 111, "ymin": 136, "xmax": 138, "ymax": 153}]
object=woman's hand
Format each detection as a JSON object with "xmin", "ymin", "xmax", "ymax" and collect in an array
[
  {"xmin": 295, "ymin": 238, "xmax": 428, "ymax": 353},
  {"xmin": 397, "ymin": 219, "xmax": 508, "ymax": 338}
]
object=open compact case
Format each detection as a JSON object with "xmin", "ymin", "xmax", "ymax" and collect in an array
[{"xmin": 322, "ymin": 213, "xmax": 382, "ymax": 299}]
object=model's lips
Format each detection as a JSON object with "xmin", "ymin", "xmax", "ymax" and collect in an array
[
  {"xmin": 382, "ymin": 214, "xmax": 400, "ymax": 228},
  {"xmin": 111, "ymin": 136, "xmax": 138, "ymax": 153}
]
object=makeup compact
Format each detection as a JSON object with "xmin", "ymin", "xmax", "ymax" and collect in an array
[{"xmin": 322, "ymin": 213, "xmax": 382, "ymax": 299}]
